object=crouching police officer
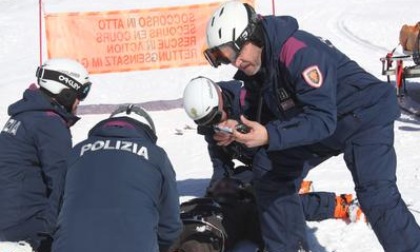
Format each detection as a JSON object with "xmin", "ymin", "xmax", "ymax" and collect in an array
[
  {"xmin": 0, "ymin": 58, "xmax": 92, "ymax": 252},
  {"xmin": 52, "ymin": 104, "xmax": 182, "ymax": 252}
]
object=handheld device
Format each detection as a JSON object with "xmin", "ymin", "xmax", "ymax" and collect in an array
[
  {"xmin": 214, "ymin": 124, "xmax": 250, "ymax": 134},
  {"xmin": 235, "ymin": 123, "xmax": 250, "ymax": 134},
  {"xmin": 213, "ymin": 125, "xmax": 233, "ymax": 134}
]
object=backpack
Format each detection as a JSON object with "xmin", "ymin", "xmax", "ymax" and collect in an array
[
  {"xmin": 170, "ymin": 178, "xmax": 264, "ymax": 252},
  {"xmin": 171, "ymin": 197, "xmax": 226, "ymax": 252}
]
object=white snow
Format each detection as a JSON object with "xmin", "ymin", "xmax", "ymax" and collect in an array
[{"xmin": 1, "ymin": 0, "xmax": 420, "ymax": 251}]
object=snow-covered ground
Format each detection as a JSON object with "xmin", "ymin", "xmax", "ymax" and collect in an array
[{"xmin": 1, "ymin": 0, "xmax": 420, "ymax": 251}]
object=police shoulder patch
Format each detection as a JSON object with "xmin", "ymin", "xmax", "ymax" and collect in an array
[{"xmin": 302, "ymin": 65, "xmax": 323, "ymax": 88}]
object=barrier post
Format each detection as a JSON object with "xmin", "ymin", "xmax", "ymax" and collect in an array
[
  {"xmin": 271, "ymin": 0, "xmax": 275, "ymax": 15},
  {"xmin": 39, "ymin": 0, "xmax": 43, "ymax": 65}
]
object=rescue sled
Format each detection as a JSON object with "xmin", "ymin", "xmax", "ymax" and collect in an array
[
  {"xmin": 380, "ymin": 47, "xmax": 420, "ymax": 96},
  {"xmin": 381, "ymin": 22, "xmax": 420, "ymax": 96}
]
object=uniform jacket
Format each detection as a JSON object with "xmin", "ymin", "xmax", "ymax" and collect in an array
[
  {"xmin": 52, "ymin": 117, "xmax": 182, "ymax": 252},
  {"xmin": 0, "ymin": 84, "xmax": 78, "ymax": 247},
  {"xmin": 235, "ymin": 16, "xmax": 400, "ymax": 152}
]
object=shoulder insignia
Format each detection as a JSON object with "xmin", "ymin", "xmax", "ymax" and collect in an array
[{"xmin": 302, "ymin": 65, "xmax": 323, "ymax": 88}]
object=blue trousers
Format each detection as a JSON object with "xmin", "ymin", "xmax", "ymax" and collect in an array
[{"xmin": 253, "ymin": 123, "xmax": 420, "ymax": 252}]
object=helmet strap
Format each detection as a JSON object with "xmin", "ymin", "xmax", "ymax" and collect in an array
[
  {"xmin": 249, "ymin": 23, "xmax": 265, "ymax": 48},
  {"xmin": 243, "ymin": 3, "xmax": 264, "ymax": 48},
  {"xmin": 36, "ymin": 67, "xmax": 91, "ymax": 101}
]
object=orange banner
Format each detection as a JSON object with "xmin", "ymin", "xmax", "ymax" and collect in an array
[{"xmin": 45, "ymin": 1, "xmax": 253, "ymax": 74}]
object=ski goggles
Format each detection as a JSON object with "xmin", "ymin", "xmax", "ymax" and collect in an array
[
  {"xmin": 204, "ymin": 42, "xmax": 242, "ymax": 68},
  {"xmin": 203, "ymin": 22, "xmax": 257, "ymax": 67},
  {"xmin": 36, "ymin": 67, "xmax": 92, "ymax": 101},
  {"xmin": 194, "ymin": 106, "xmax": 223, "ymax": 126}
]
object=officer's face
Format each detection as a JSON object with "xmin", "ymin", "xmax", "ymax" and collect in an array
[{"xmin": 231, "ymin": 41, "xmax": 263, "ymax": 76}]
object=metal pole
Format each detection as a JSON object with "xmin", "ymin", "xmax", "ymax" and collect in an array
[
  {"xmin": 39, "ymin": 0, "xmax": 43, "ymax": 65},
  {"xmin": 272, "ymin": 0, "xmax": 275, "ymax": 15}
]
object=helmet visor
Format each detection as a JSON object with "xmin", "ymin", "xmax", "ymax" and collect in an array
[
  {"xmin": 193, "ymin": 106, "xmax": 223, "ymax": 126},
  {"xmin": 36, "ymin": 67, "xmax": 91, "ymax": 101}
]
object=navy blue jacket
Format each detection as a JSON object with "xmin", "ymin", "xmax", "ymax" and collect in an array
[
  {"xmin": 235, "ymin": 16, "xmax": 400, "ymax": 152},
  {"xmin": 52, "ymin": 117, "xmax": 182, "ymax": 252},
  {"xmin": 0, "ymin": 85, "xmax": 78, "ymax": 247}
]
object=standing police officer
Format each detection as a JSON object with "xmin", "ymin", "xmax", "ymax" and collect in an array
[{"xmin": 203, "ymin": 1, "xmax": 420, "ymax": 251}]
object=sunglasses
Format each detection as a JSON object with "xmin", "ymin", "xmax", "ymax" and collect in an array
[{"xmin": 36, "ymin": 67, "xmax": 91, "ymax": 101}]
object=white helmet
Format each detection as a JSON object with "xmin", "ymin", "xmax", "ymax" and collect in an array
[
  {"xmin": 110, "ymin": 104, "xmax": 156, "ymax": 134},
  {"xmin": 204, "ymin": 1, "xmax": 260, "ymax": 67},
  {"xmin": 182, "ymin": 77, "xmax": 222, "ymax": 126},
  {"xmin": 36, "ymin": 58, "xmax": 91, "ymax": 101},
  {"xmin": 206, "ymin": 1, "xmax": 250, "ymax": 48}
]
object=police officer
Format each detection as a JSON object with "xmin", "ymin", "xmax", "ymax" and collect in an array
[
  {"xmin": 52, "ymin": 104, "xmax": 182, "ymax": 252},
  {"xmin": 184, "ymin": 77, "xmax": 362, "ymax": 215},
  {"xmin": 204, "ymin": 1, "xmax": 420, "ymax": 251},
  {"xmin": 183, "ymin": 76, "xmax": 258, "ymax": 188},
  {"xmin": 0, "ymin": 58, "xmax": 92, "ymax": 252}
]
